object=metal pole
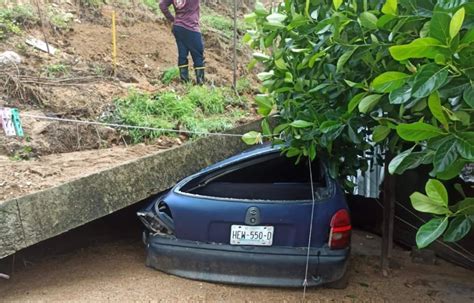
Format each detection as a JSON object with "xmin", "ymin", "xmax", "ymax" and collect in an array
[
  {"xmin": 381, "ymin": 152, "xmax": 395, "ymax": 276},
  {"xmin": 35, "ymin": 0, "xmax": 51, "ymax": 55},
  {"xmin": 232, "ymin": 0, "xmax": 237, "ymax": 89}
]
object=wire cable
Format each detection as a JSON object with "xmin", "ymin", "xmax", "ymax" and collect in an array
[
  {"xmin": 303, "ymin": 157, "xmax": 316, "ymax": 298},
  {"xmin": 20, "ymin": 113, "xmax": 254, "ymax": 138}
]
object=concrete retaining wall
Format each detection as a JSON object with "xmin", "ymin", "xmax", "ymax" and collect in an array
[{"xmin": 0, "ymin": 120, "xmax": 261, "ymax": 259}]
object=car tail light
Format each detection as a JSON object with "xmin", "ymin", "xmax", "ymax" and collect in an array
[{"xmin": 329, "ymin": 209, "xmax": 351, "ymax": 249}]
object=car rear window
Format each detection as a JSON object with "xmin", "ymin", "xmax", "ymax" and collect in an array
[{"xmin": 180, "ymin": 153, "xmax": 329, "ymax": 201}]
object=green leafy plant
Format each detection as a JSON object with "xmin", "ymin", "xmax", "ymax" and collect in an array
[
  {"xmin": 410, "ymin": 179, "xmax": 473, "ymax": 248},
  {"xmin": 142, "ymin": 0, "xmax": 159, "ymax": 12},
  {"xmin": 109, "ymin": 86, "xmax": 244, "ymax": 143},
  {"xmin": 236, "ymin": 77, "xmax": 253, "ymax": 94},
  {"xmin": 186, "ymin": 85, "xmax": 226, "ymax": 114},
  {"xmin": 162, "ymin": 67, "xmax": 180, "ymax": 85},
  {"xmin": 243, "ymin": 0, "xmax": 474, "ymax": 248},
  {"xmin": 43, "ymin": 64, "xmax": 70, "ymax": 78},
  {"xmin": 201, "ymin": 7, "xmax": 249, "ymax": 39},
  {"xmin": 48, "ymin": 7, "xmax": 74, "ymax": 30}
]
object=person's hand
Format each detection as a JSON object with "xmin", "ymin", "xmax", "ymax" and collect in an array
[{"xmin": 166, "ymin": 21, "xmax": 174, "ymax": 32}]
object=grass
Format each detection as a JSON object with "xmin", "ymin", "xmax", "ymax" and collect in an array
[
  {"xmin": 0, "ymin": 5, "xmax": 38, "ymax": 40},
  {"xmin": 236, "ymin": 77, "xmax": 252, "ymax": 94},
  {"xmin": 43, "ymin": 64, "xmax": 70, "ymax": 78},
  {"xmin": 108, "ymin": 85, "xmax": 246, "ymax": 143},
  {"xmin": 200, "ymin": 7, "xmax": 248, "ymax": 39},
  {"xmin": 141, "ymin": 0, "xmax": 159, "ymax": 12},
  {"xmin": 162, "ymin": 67, "xmax": 180, "ymax": 85}
]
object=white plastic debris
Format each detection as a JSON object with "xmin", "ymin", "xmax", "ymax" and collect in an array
[
  {"xmin": 0, "ymin": 51, "xmax": 22, "ymax": 66},
  {"xmin": 25, "ymin": 37, "xmax": 57, "ymax": 55}
]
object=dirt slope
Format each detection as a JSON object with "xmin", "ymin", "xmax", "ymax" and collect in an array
[{"xmin": 0, "ymin": 3, "xmax": 257, "ymax": 202}]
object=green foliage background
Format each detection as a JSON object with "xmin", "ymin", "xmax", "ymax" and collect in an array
[{"xmin": 243, "ymin": 0, "xmax": 474, "ymax": 248}]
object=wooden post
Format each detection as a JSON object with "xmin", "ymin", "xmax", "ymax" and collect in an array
[
  {"xmin": 112, "ymin": 11, "xmax": 117, "ymax": 74},
  {"xmin": 381, "ymin": 152, "xmax": 395, "ymax": 275},
  {"xmin": 232, "ymin": 0, "xmax": 237, "ymax": 89}
]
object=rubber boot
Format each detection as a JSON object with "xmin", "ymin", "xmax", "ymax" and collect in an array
[
  {"xmin": 195, "ymin": 68, "xmax": 205, "ymax": 85},
  {"xmin": 179, "ymin": 66, "xmax": 189, "ymax": 83}
]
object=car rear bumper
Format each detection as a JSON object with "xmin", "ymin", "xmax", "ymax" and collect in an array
[{"xmin": 144, "ymin": 234, "xmax": 350, "ymax": 287}]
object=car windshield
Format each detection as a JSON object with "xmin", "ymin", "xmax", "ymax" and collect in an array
[{"xmin": 179, "ymin": 152, "xmax": 328, "ymax": 201}]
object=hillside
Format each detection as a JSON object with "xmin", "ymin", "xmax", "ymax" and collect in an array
[{"xmin": 0, "ymin": 1, "xmax": 258, "ymax": 201}]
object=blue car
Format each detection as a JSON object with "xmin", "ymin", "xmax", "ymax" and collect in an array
[{"xmin": 137, "ymin": 145, "xmax": 351, "ymax": 288}]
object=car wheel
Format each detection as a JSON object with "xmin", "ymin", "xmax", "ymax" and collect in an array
[{"xmin": 325, "ymin": 265, "xmax": 350, "ymax": 289}]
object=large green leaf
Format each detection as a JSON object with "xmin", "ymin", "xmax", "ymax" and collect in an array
[
  {"xmin": 450, "ymin": 7, "xmax": 465, "ymax": 39},
  {"xmin": 443, "ymin": 216, "xmax": 471, "ymax": 242},
  {"xmin": 347, "ymin": 92, "xmax": 366, "ymax": 113},
  {"xmin": 372, "ymin": 125, "xmax": 391, "ymax": 142},
  {"xmin": 410, "ymin": 192, "xmax": 450, "ymax": 215},
  {"xmin": 433, "ymin": 137, "xmax": 458, "ymax": 173},
  {"xmin": 266, "ymin": 12, "xmax": 287, "ymax": 24},
  {"xmin": 416, "ymin": 217, "xmax": 448, "ymax": 248},
  {"xmin": 396, "ymin": 122, "xmax": 445, "ymax": 142},
  {"xmin": 436, "ymin": 159, "xmax": 466, "ymax": 180},
  {"xmin": 389, "ymin": 85, "xmax": 412, "ymax": 104},
  {"xmin": 336, "ymin": 48, "xmax": 357, "ymax": 72},
  {"xmin": 463, "ymin": 86, "xmax": 474, "ymax": 108},
  {"xmin": 425, "ymin": 179, "xmax": 448, "ymax": 207},
  {"xmin": 412, "ymin": 64, "xmax": 449, "ymax": 98},
  {"xmin": 430, "ymin": 10, "xmax": 450, "ymax": 44},
  {"xmin": 254, "ymin": 94, "xmax": 273, "ymax": 116},
  {"xmin": 358, "ymin": 94, "xmax": 382, "ymax": 113},
  {"xmin": 333, "ymin": 0, "xmax": 343, "ymax": 10},
  {"xmin": 359, "ymin": 12, "xmax": 378, "ymax": 30},
  {"xmin": 461, "ymin": 28, "xmax": 474, "ymax": 45},
  {"xmin": 242, "ymin": 131, "xmax": 262, "ymax": 145},
  {"xmin": 381, "ymin": 0, "xmax": 398, "ymax": 15},
  {"xmin": 371, "ymin": 71, "xmax": 410, "ymax": 93},
  {"xmin": 257, "ymin": 70, "xmax": 274, "ymax": 81},
  {"xmin": 388, "ymin": 147, "xmax": 414, "ymax": 174},
  {"xmin": 428, "ymin": 91, "xmax": 449, "ymax": 129},
  {"xmin": 455, "ymin": 198, "xmax": 474, "ymax": 215},
  {"xmin": 389, "ymin": 38, "xmax": 444, "ymax": 61},
  {"xmin": 290, "ymin": 120, "xmax": 313, "ymax": 128},
  {"xmin": 437, "ymin": 0, "xmax": 468, "ymax": 10},
  {"xmin": 455, "ymin": 132, "xmax": 474, "ymax": 160},
  {"xmin": 389, "ymin": 149, "xmax": 429, "ymax": 175},
  {"xmin": 320, "ymin": 120, "xmax": 342, "ymax": 133}
]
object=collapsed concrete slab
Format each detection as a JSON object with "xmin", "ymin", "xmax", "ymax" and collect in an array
[{"xmin": 0, "ymin": 120, "xmax": 262, "ymax": 259}]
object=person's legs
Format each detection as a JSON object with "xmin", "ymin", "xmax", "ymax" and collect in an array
[
  {"xmin": 173, "ymin": 25, "xmax": 190, "ymax": 82},
  {"xmin": 181, "ymin": 28, "xmax": 205, "ymax": 84}
]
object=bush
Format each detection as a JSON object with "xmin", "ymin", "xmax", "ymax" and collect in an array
[
  {"xmin": 244, "ymin": 0, "xmax": 474, "ymax": 247},
  {"xmin": 0, "ymin": 5, "xmax": 38, "ymax": 39}
]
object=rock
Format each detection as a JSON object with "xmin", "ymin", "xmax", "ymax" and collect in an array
[{"xmin": 0, "ymin": 51, "xmax": 22, "ymax": 66}]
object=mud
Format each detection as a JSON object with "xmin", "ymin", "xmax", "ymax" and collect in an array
[{"xmin": 0, "ymin": 230, "xmax": 472, "ymax": 302}]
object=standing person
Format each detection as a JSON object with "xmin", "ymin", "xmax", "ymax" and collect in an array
[{"xmin": 159, "ymin": 0, "xmax": 205, "ymax": 84}]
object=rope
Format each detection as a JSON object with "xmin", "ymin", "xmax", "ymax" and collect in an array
[
  {"xmin": 20, "ymin": 113, "xmax": 254, "ymax": 138},
  {"xmin": 303, "ymin": 157, "xmax": 316, "ymax": 298}
]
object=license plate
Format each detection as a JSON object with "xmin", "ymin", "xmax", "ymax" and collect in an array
[{"xmin": 230, "ymin": 225, "xmax": 274, "ymax": 246}]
